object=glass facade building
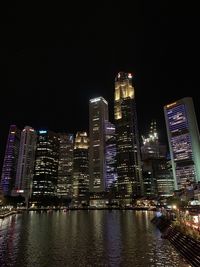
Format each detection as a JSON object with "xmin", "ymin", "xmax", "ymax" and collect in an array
[
  {"xmin": 73, "ymin": 132, "xmax": 89, "ymax": 204},
  {"xmin": 57, "ymin": 133, "xmax": 74, "ymax": 198},
  {"xmin": 32, "ymin": 130, "xmax": 59, "ymax": 199},
  {"xmin": 164, "ymin": 97, "xmax": 200, "ymax": 189}
]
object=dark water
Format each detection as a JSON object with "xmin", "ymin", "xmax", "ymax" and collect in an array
[{"xmin": 0, "ymin": 210, "xmax": 190, "ymax": 267}]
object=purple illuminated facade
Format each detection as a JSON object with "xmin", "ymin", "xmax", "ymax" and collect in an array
[
  {"xmin": 1, "ymin": 125, "xmax": 21, "ymax": 196},
  {"xmin": 105, "ymin": 121, "xmax": 117, "ymax": 190}
]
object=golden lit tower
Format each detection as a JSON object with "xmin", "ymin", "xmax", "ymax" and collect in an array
[{"xmin": 114, "ymin": 72, "xmax": 143, "ymax": 201}]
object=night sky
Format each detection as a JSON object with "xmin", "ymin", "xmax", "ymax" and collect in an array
[{"xmin": 1, "ymin": 2, "xmax": 200, "ymax": 167}]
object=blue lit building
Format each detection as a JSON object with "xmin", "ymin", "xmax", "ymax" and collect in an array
[
  {"xmin": 1, "ymin": 125, "xmax": 21, "ymax": 196},
  {"xmin": 164, "ymin": 97, "xmax": 200, "ymax": 190}
]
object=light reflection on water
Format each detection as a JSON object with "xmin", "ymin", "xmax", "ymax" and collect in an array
[{"xmin": 0, "ymin": 210, "xmax": 190, "ymax": 267}]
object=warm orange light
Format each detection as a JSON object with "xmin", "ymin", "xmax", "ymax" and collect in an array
[{"xmin": 166, "ymin": 102, "xmax": 177, "ymax": 108}]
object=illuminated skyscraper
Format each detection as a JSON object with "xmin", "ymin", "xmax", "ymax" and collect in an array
[
  {"xmin": 105, "ymin": 121, "xmax": 117, "ymax": 190},
  {"xmin": 114, "ymin": 72, "xmax": 142, "ymax": 199},
  {"xmin": 1, "ymin": 125, "xmax": 21, "ymax": 196},
  {"xmin": 15, "ymin": 126, "xmax": 37, "ymax": 200},
  {"xmin": 32, "ymin": 130, "xmax": 59, "ymax": 199},
  {"xmin": 141, "ymin": 121, "xmax": 166, "ymax": 159},
  {"xmin": 57, "ymin": 133, "xmax": 74, "ymax": 198},
  {"xmin": 164, "ymin": 97, "xmax": 200, "ymax": 190},
  {"xmin": 73, "ymin": 132, "xmax": 89, "ymax": 204},
  {"xmin": 141, "ymin": 121, "xmax": 174, "ymax": 197},
  {"xmin": 89, "ymin": 97, "xmax": 108, "ymax": 192}
]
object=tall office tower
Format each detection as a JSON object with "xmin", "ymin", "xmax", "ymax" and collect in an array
[
  {"xmin": 141, "ymin": 122, "xmax": 173, "ymax": 197},
  {"xmin": 89, "ymin": 97, "xmax": 108, "ymax": 192},
  {"xmin": 32, "ymin": 130, "xmax": 59, "ymax": 200},
  {"xmin": 114, "ymin": 72, "xmax": 142, "ymax": 200},
  {"xmin": 57, "ymin": 133, "xmax": 74, "ymax": 198},
  {"xmin": 1, "ymin": 125, "xmax": 21, "ymax": 196},
  {"xmin": 141, "ymin": 121, "xmax": 166, "ymax": 160},
  {"xmin": 73, "ymin": 132, "xmax": 89, "ymax": 204},
  {"xmin": 164, "ymin": 97, "xmax": 200, "ymax": 190},
  {"xmin": 15, "ymin": 126, "xmax": 37, "ymax": 200},
  {"xmin": 105, "ymin": 121, "xmax": 117, "ymax": 190}
]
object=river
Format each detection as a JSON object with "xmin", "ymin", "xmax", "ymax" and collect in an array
[{"xmin": 0, "ymin": 210, "xmax": 190, "ymax": 266}]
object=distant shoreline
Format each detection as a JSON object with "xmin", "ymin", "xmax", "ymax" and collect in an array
[{"xmin": 0, "ymin": 207, "xmax": 156, "ymax": 219}]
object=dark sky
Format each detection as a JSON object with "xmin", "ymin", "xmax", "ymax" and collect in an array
[{"xmin": 1, "ymin": 2, "xmax": 200, "ymax": 166}]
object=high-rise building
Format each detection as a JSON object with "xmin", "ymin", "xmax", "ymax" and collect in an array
[
  {"xmin": 73, "ymin": 132, "xmax": 89, "ymax": 205},
  {"xmin": 156, "ymin": 160, "xmax": 174, "ymax": 197},
  {"xmin": 1, "ymin": 125, "xmax": 21, "ymax": 196},
  {"xmin": 164, "ymin": 97, "xmax": 200, "ymax": 190},
  {"xmin": 105, "ymin": 121, "xmax": 117, "ymax": 190},
  {"xmin": 89, "ymin": 97, "xmax": 108, "ymax": 192},
  {"xmin": 141, "ymin": 121, "xmax": 174, "ymax": 197},
  {"xmin": 141, "ymin": 121, "xmax": 166, "ymax": 160},
  {"xmin": 32, "ymin": 130, "xmax": 59, "ymax": 199},
  {"xmin": 14, "ymin": 126, "xmax": 37, "ymax": 200},
  {"xmin": 57, "ymin": 133, "xmax": 74, "ymax": 198},
  {"xmin": 114, "ymin": 72, "xmax": 142, "ymax": 199}
]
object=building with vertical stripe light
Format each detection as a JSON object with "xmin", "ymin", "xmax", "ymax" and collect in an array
[
  {"xmin": 15, "ymin": 126, "xmax": 37, "ymax": 202},
  {"xmin": 89, "ymin": 97, "xmax": 108, "ymax": 192}
]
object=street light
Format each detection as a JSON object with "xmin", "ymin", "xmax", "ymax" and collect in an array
[{"xmin": 172, "ymin": 205, "xmax": 177, "ymax": 210}]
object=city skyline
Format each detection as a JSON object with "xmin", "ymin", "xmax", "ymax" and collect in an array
[
  {"xmin": 1, "ymin": 92, "xmax": 200, "ymax": 172},
  {"xmin": 1, "ymin": 3, "xmax": 200, "ymax": 167},
  {"xmin": 1, "ymin": 3, "xmax": 200, "ymax": 267}
]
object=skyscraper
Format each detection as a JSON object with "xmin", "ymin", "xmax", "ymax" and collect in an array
[
  {"xmin": 1, "ymin": 125, "xmax": 21, "ymax": 196},
  {"xmin": 114, "ymin": 72, "xmax": 142, "ymax": 200},
  {"xmin": 141, "ymin": 121, "xmax": 174, "ymax": 197},
  {"xmin": 15, "ymin": 126, "xmax": 37, "ymax": 200},
  {"xmin": 32, "ymin": 130, "xmax": 59, "ymax": 200},
  {"xmin": 105, "ymin": 121, "xmax": 117, "ymax": 190},
  {"xmin": 89, "ymin": 97, "xmax": 108, "ymax": 192},
  {"xmin": 73, "ymin": 132, "xmax": 89, "ymax": 205},
  {"xmin": 164, "ymin": 97, "xmax": 200, "ymax": 190},
  {"xmin": 57, "ymin": 133, "xmax": 74, "ymax": 198},
  {"xmin": 141, "ymin": 121, "xmax": 166, "ymax": 160}
]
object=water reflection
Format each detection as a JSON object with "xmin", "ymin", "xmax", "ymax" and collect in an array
[
  {"xmin": 0, "ymin": 211, "xmax": 189, "ymax": 267},
  {"xmin": 0, "ymin": 214, "xmax": 21, "ymax": 266}
]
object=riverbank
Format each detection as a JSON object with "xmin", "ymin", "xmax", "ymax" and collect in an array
[
  {"xmin": 152, "ymin": 215, "xmax": 200, "ymax": 267},
  {"xmin": 0, "ymin": 210, "xmax": 18, "ymax": 219},
  {"xmin": 28, "ymin": 206, "xmax": 155, "ymax": 211}
]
